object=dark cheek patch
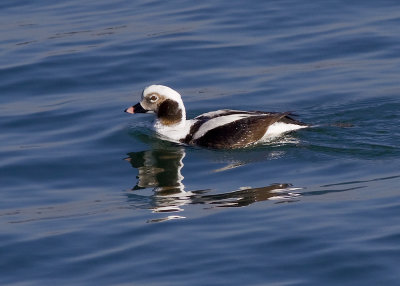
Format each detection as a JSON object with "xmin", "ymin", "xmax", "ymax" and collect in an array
[{"xmin": 157, "ymin": 99, "xmax": 183, "ymax": 125}]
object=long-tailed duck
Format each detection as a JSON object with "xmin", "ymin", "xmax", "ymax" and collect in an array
[{"xmin": 125, "ymin": 85, "xmax": 308, "ymax": 149}]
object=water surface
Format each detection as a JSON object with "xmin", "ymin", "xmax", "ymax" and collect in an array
[{"xmin": 1, "ymin": 0, "xmax": 400, "ymax": 285}]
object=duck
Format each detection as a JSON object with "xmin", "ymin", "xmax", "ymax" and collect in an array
[{"xmin": 125, "ymin": 85, "xmax": 308, "ymax": 149}]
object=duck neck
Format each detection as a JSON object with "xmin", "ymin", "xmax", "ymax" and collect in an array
[{"xmin": 156, "ymin": 99, "xmax": 186, "ymax": 127}]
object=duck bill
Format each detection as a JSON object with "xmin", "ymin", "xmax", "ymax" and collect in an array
[{"xmin": 125, "ymin": 102, "xmax": 148, "ymax": 114}]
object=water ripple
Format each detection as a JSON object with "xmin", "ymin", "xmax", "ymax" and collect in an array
[{"xmin": 1, "ymin": 0, "xmax": 400, "ymax": 285}]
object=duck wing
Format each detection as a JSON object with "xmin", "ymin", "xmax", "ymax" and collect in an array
[
  {"xmin": 194, "ymin": 109, "xmax": 267, "ymax": 120},
  {"xmin": 195, "ymin": 109, "xmax": 308, "ymax": 126},
  {"xmin": 184, "ymin": 112, "xmax": 289, "ymax": 149}
]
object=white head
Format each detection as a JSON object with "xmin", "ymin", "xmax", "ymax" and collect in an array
[{"xmin": 125, "ymin": 85, "xmax": 186, "ymax": 126}]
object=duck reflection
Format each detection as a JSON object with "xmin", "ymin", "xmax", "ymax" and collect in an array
[
  {"xmin": 125, "ymin": 147, "xmax": 300, "ymax": 222},
  {"xmin": 127, "ymin": 148, "xmax": 185, "ymax": 195}
]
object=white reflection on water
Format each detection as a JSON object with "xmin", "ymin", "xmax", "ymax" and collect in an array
[{"xmin": 125, "ymin": 147, "xmax": 301, "ymax": 222}]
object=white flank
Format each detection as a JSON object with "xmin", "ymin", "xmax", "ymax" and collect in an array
[
  {"xmin": 192, "ymin": 114, "xmax": 255, "ymax": 140},
  {"xmin": 262, "ymin": 122, "xmax": 306, "ymax": 140},
  {"xmin": 154, "ymin": 120, "xmax": 192, "ymax": 142}
]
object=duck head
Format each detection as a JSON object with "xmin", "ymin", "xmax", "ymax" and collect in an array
[{"xmin": 125, "ymin": 85, "xmax": 186, "ymax": 126}]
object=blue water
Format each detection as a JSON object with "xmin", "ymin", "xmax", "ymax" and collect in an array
[{"xmin": 1, "ymin": 0, "xmax": 400, "ymax": 285}]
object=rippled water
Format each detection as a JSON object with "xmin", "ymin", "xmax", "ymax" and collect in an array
[{"xmin": 1, "ymin": 0, "xmax": 400, "ymax": 285}]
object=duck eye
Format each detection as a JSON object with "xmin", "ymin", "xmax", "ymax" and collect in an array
[{"xmin": 149, "ymin": 95, "xmax": 158, "ymax": 102}]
